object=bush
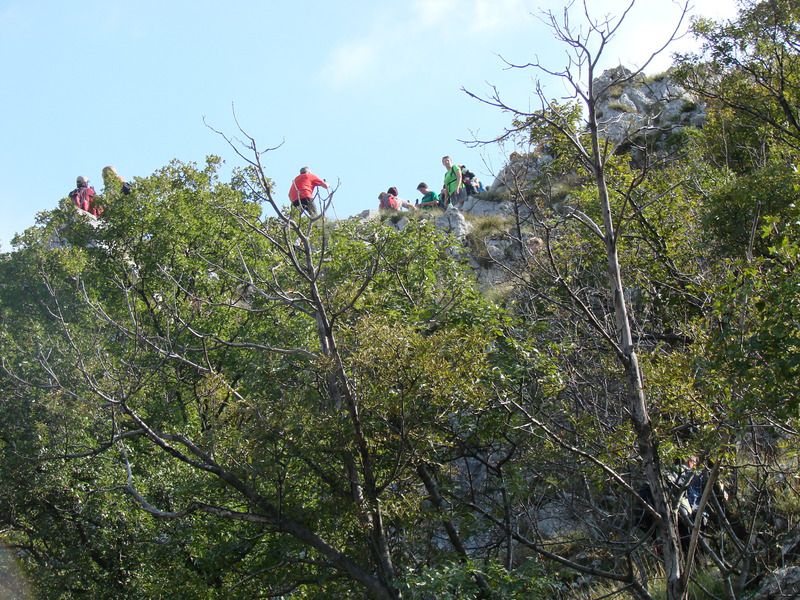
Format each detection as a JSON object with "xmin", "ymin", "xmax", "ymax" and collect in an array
[
  {"xmin": 399, "ymin": 559, "xmax": 557, "ymax": 599},
  {"xmin": 464, "ymin": 215, "xmax": 514, "ymax": 267}
]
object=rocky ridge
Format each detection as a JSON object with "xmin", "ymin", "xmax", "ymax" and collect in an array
[
  {"xmin": 489, "ymin": 66, "xmax": 705, "ymax": 200},
  {"xmin": 393, "ymin": 66, "xmax": 708, "ymax": 288}
]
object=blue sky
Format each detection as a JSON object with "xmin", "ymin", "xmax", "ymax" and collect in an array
[{"xmin": 0, "ymin": 0, "xmax": 738, "ymax": 249}]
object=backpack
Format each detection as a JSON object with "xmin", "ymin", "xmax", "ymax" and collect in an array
[
  {"xmin": 380, "ymin": 194, "xmax": 400, "ymax": 210},
  {"xmin": 70, "ymin": 187, "xmax": 92, "ymax": 212},
  {"xmin": 462, "ymin": 168, "xmax": 478, "ymax": 195}
]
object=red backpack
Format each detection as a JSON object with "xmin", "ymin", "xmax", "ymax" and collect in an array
[{"xmin": 380, "ymin": 194, "xmax": 400, "ymax": 210}]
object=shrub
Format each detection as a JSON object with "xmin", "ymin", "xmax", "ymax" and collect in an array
[
  {"xmin": 608, "ymin": 100, "xmax": 634, "ymax": 113},
  {"xmin": 464, "ymin": 214, "xmax": 513, "ymax": 267}
]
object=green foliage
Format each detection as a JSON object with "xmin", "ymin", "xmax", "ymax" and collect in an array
[
  {"xmin": 464, "ymin": 214, "xmax": 514, "ymax": 266},
  {"xmin": 0, "ymin": 157, "xmax": 515, "ymax": 598},
  {"xmin": 703, "ymin": 160, "xmax": 800, "ymax": 257},
  {"xmin": 607, "ymin": 100, "xmax": 634, "ymax": 113},
  {"xmin": 643, "ymin": 71, "xmax": 668, "ymax": 84},
  {"xmin": 701, "ymin": 240, "xmax": 800, "ymax": 417},
  {"xmin": 399, "ymin": 559, "xmax": 556, "ymax": 599},
  {"xmin": 4, "ymin": 4, "xmax": 800, "ymax": 598},
  {"xmin": 515, "ymin": 101, "xmax": 584, "ymax": 161},
  {"xmin": 486, "ymin": 6, "xmax": 800, "ymax": 599},
  {"xmin": 678, "ymin": 0, "xmax": 800, "ymax": 151}
]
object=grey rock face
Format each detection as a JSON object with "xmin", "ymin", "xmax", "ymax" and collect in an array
[
  {"xmin": 393, "ymin": 216, "xmax": 410, "ymax": 231},
  {"xmin": 750, "ymin": 566, "xmax": 800, "ymax": 599},
  {"xmin": 523, "ymin": 494, "xmax": 588, "ymax": 540},
  {"xmin": 488, "ymin": 67, "xmax": 705, "ymax": 199},
  {"xmin": 357, "ymin": 209, "xmax": 381, "ymax": 220},
  {"xmin": 459, "ymin": 194, "xmax": 514, "ymax": 217},
  {"xmin": 435, "ymin": 205, "xmax": 472, "ymax": 240},
  {"xmin": 48, "ymin": 208, "xmax": 104, "ymax": 250},
  {"xmin": 489, "ymin": 152, "xmax": 554, "ymax": 200},
  {"xmin": 485, "ymin": 238, "xmax": 511, "ymax": 261},
  {"xmin": 594, "ymin": 66, "xmax": 705, "ymax": 146}
]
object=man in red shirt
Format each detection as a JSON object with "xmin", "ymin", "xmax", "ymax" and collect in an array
[{"xmin": 288, "ymin": 166, "xmax": 328, "ymax": 217}]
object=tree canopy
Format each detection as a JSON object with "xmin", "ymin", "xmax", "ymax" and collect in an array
[{"xmin": 2, "ymin": 1, "xmax": 800, "ymax": 599}]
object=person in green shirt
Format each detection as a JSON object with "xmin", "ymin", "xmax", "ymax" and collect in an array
[
  {"xmin": 441, "ymin": 155, "xmax": 464, "ymax": 207},
  {"xmin": 416, "ymin": 182, "xmax": 441, "ymax": 209}
]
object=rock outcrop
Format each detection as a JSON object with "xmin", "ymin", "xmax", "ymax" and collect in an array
[
  {"xmin": 593, "ymin": 66, "xmax": 705, "ymax": 146},
  {"xmin": 458, "ymin": 194, "xmax": 514, "ymax": 218},
  {"xmin": 750, "ymin": 566, "xmax": 800, "ymax": 600},
  {"xmin": 366, "ymin": 67, "xmax": 705, "ymax": 294},
  {"xmin": 489, "ymin": 66, "xmax": 705, "ymax": 198},
  {"xmin": 434, "ymin": 205, "xmax": 472, "ymax": 239}
]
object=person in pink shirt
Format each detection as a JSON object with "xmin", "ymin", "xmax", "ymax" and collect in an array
[
  {"xmin": 378, "ymin": 187, "xmax": 416, "ymax": 212},
  {"xmin": 288, "ymin": 166, "xmax": 328, "ymax": 216}
]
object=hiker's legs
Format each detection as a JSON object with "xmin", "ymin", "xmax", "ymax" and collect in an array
[
  {"xmin": 290, "ymin": 201, "xmax": 302, "ymax": 220},
  {"xmin": 300, "ymin": 197, "xmax": 317, "ymax": 217}
]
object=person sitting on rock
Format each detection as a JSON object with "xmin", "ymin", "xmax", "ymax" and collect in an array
[
  {"xmin": 415, "ymin": 182, "xmax": 441, "ymax": 209},
  {"xmin": 461, "ymin": 165, "xmax": 480, "ymax": 196},
  {"xmin": 379, "ymin": 187, "xmax": 416, "ymax": 212},
  {"xmin": 69, "ymin": 176, "xmax": 101, "ymax": 217}
]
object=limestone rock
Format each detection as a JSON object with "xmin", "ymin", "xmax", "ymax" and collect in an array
[
  {"xmin": 750, "ymin": 566, "xmax": 800, "ymax": 600},
  {"xmin": 489, "ymin": 152, "xmax": 554, "ymax": 200},
  {"xmin": 536, "ymin": 503, "xmax": 576, "ymax": 539},
  {"xmin": 519, "ymin": 494, "xmax": 587, "ymax": 540},
  {"xmin": 435, "ymin": 205, "xmax": 472, "ymax": 241},
  {"xmin": 782, "ymin": 527, "xmax": 800, "ymax": 561},
  {"xmin": 357, "ymin": 209, "xmax": 380, "ymax": 221},
  {"xmin": 393, "ymin": 216, "xmax": 410, "ymax": 231},
  {"xmin": 485, "ymin": 238, "xmax": 511, "ymax": 261},
  {"xmin": 485, "ymin": 67, "xmax": 705, "ymax": 209},
  {"xmin": 593, "ymin": 66, "xmax": 705, "ymax": 146},
  {"xmin": 459, "ymin": 194, "xmax": 514, "ymax": 217}
]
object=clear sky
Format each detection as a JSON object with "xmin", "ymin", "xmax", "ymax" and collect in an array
[{"xmin": 0, "ymin": 0, "xmax": 739, "ymax": 250}]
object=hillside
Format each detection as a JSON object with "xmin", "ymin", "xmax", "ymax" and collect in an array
[{"xmin": 1, "ymin": 2, "xmax": 800, "ymax": 599}]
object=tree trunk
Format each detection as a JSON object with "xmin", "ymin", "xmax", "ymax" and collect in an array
[
  {"xmin": 309, "ymin": 279, "xmax": 398, "ymax": 597},
  {"xmin": 588, "ymin": 102, "xmax": 686, "ymax": 600}
]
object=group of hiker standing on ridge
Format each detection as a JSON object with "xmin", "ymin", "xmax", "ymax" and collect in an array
[
  {"xmin": 375, "ymin": 155, "xmax": 485, "ymax": 214},
  {"xmin": 69, "ymin": 155, "xmax": 485, "ymax": 220},
  {"xmin": 287, "ymin": 155, "xmax": 485, "ymax": 217}
]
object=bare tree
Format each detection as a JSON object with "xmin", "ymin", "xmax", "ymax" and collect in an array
[{"xmin": 462, "ymin": 2, "xmax": 716, "ymax": 598}]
